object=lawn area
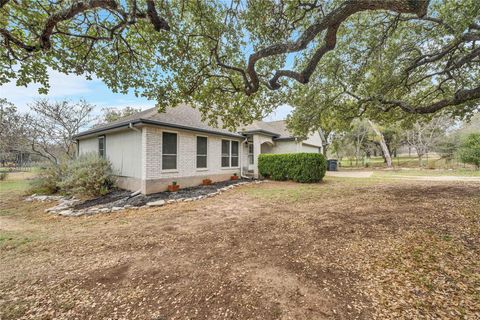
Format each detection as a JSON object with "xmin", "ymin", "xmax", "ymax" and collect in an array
[
  {"xmin": 339, "ymin": 155, "xmax": 475, "ymax": 171},
  {"xmin": 0, "ymin": 176, "xmax": 479, "ymax": 319},
  {"xmin": 0, "ymin": 171, "xmax": 36, "ymax": 194}
]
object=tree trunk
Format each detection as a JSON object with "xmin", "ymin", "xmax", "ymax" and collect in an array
[
  {"xmin": 317, "ymin": 129, "xmax": 329, "ymax": 157},
  {"xmin": 367, "ymin": 120, "xmax": 392, "ymax": 168}
]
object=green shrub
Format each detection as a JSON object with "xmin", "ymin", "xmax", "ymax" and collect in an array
[
  {"xmin": 30, "ymin": 154, "xmax": 116, "ymax": 196},
  {"xmin": 459, "ymin": 133, "xmax": 480, "ymax": 169},
  {"xmin": 258, "ymin": 153, "xmax": 327, "ymax": 183},
  {"xmin": 30, "ymin": 163, "xmax": 66, "ymax": 195},
  {"xmin": 0, "ymin": 171, "xmax": 7, "ymax": 181},
  {"xmin": 58, "ymin": 154, "xmax": 116, "ymax": 196}
]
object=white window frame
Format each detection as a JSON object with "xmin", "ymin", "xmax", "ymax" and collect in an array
[
  {"xmin": 248, "ymin": 142, "xmax": 254, "ymax": 165},
  {"xmin": 196, "ymin": 135, "xmax": 208, "ymax": 171},
  {"xmin": 221, "ymin": 139, "xmax": 240, "ymax": 169},
  {"xmin": 98, "ymin": 135, "xmax": 106, "ymax": 158},
  {"xmin": 161, "ymin": 130, "xmax": 179, "ymax": 172}
]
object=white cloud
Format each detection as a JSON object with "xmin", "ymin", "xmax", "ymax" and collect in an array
[
  {"xmin": 264, "ymin": 104, "xmax": 293, "ymax": 121},
  {"xmin": 0, "ymin": 69, "xmax": 96, "ymax": 112}
]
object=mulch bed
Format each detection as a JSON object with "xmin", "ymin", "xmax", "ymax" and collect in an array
[{"xmin": 73, "ymin": 178, "xmax": 249, "ymax": 210}]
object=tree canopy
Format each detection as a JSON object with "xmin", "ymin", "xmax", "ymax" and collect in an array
[{"xmin": 1, "ymin": 0, "xmax": 479, "ymax": 127}]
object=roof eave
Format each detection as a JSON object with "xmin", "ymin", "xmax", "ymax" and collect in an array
[
  {"xmin": 74, "ymin": 118, "xmax": 244, "ymax": 139},
  {"xmin": 273, "ymin": 136, "xmax": 295, "ymax": 141},
  {"xmin": 240, "ymin": 129, "xmax": 279, "ymax": 137}
]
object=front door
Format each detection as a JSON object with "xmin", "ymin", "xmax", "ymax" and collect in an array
[{"xmin": 248, "ymin": 143, "xmax": 254, "ymax": 171}]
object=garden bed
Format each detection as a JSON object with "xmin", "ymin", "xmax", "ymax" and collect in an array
[{"xmin": 46, "ymin": 178, "xmax": 255, "ymax": 216}]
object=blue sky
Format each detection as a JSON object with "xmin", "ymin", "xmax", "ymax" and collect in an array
[{"xmin": 1, "ymin": 69, "xmax": 292, "ymax": 122}]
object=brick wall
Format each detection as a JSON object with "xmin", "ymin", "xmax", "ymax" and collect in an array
[{"xmin": 143, "ymin": 126, "xmax": 242, "ymax": 181}]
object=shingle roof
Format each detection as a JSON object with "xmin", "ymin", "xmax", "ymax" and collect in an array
[
  {"xmin": 75, "ymin": 104, "xmax": 294, "ymax": 139},
  {"xmin": 239, "ymin": 120, "xmax": 293, "ymax": 139},
  {"xmin": 75, "ymin": 104, "xmax": 244, "ymax": 138}
]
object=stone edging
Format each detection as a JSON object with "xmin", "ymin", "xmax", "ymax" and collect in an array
[{"xmin": 25, "ymin": 180, "xmax": 266, "ymax": 217}]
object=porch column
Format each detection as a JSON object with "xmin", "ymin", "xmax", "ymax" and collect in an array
[{"xmin": 253, "ymin": 134, "xmax": 261, "ymax": 179}]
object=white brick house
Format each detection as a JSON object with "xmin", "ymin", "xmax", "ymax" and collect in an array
[{"xmin": 75, "ymin": 104, "xmax": 322, "ymax": 194}]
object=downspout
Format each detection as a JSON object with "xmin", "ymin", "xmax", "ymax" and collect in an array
[
  {"xmin": 129, "ymin": 122, "xmax": 141, "ymax": 132},
  {"xmin": 128, "ymin": 122, "xmax": 142, "ymax": 196}
]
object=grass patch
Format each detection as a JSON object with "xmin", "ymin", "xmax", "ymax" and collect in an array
[
  {"xmin": 0, "ymin": 232, "xmax": 33, "ymax": 250},
  {"xmin": 0, "ymin": 180, "xmax": 31, "ymax": 194}
]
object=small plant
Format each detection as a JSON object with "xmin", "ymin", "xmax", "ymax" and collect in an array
[
  {"xmin": 168, "ymin": 181, "xmax": 180, "ymax": 192},
  {"xmin": 230, "ymin": 172, "xmax": 239, "ymax": 180},
  {"xmin": 0, "ymin": 171, "xmax": 7, "ymax": 181}
]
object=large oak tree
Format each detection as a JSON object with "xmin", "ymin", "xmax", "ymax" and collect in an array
[{"xmin": 1, "ymin": 0, "xmax": 479, "ymax": 126}]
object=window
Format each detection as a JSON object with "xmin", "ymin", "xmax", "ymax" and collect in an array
[
  {"xmin": 196, "ymin": 136, "xmax": 208, "ymax": 168},
  {"xmin": 162, "ymin": 132, "xmax": 177, "ymax": 170},
  {"xmin": 98, "ymin": 136, "xmax": 105, "ymax": 158},
  {"xmin": 221, "ymin": 139, "xmax": 230, "ymax": 167},
  {"xmin": 248, "ymin": 143, "xmax": 254, "ymax": 165},
  {"xmin": 221, "ymin": 139, "xmax": 239, "ymax": 168},
  {"xmin": 231, "ymin": 141, "xmax": 239, "ymax": 167}
]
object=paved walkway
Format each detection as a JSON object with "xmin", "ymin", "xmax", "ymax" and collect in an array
[
  {"xmin": 388, "ymin": 175, "xmax": 480, "ymax": 182},
  {"xmin": 325, "ymin": 171, "xmax": 374, "ymax": 178},
  {"xmin": 326, "ymin": 170, "xmax": 480, "ymax": 182}
]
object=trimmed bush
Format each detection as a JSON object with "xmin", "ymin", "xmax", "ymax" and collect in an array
[
  {"xmin": 30, "ymin": 154, "xmax": 116, "ymax": 196},
  {"xmin": 258, "ymin": 153, "xmax": 327, "ymax": 183}
]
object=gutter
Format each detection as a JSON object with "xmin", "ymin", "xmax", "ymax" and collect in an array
[
  {"xmin": 129, "ymin": 122, "xmax": 141, "ymax": 132},
  {"xmin": 74, "ymin": 118, "xmax": 244, "ymax": 139},
  {"xmin": 240, "ymin": 136, "xmax": 250, "ymax": 179}
]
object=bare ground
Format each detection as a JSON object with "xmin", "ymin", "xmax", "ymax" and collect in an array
[{"xmin": 0, "ymin": 178, "xmax": 479, "ymax": 320}]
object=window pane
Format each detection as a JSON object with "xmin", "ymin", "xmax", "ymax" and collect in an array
[
  {"xmin": 221, "ymin": 156, "xmax": 230, "ymax": 167},
  {"xmin": 221, "ymin": 140, "xmax": 230, "ymax": 156},
  {"xmin": 231, "ymin": 156, "xmax": 239, "ymax": 167},
  {"xmin": 162, "ymin": 155, "xmax": 177, "ymax": 170},
  {"xmin": 248, "ymin": 143, "xmax": 253, "ymax": 154},
  {"xmin": 163, "ymin": 132, "xmax": 177, "ymax": 155},
  {"xmin": 98, "ymin": 137, "xmax": 105, "ymax": 158},
  {"xmin": 197, "ymin": 155, "xmax": 207, "ymax": 168},
  {"xmin": 249, "ymin": 155, "xmax": 254, "ymax": 165},
  {"xmin": 231, "ymin": 141, "xmax": 239, "ymax": 156},
  {"xmin": 197, "ymin": 136, "xmax": 207, "ymax": 155}
]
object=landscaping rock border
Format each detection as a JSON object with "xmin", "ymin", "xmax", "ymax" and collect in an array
[{"xmin": 27, "ymin": 180, "xmax": 266, "ymax": 217}]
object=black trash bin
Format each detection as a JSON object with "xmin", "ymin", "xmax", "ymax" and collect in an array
[{"xmin": 327, "ymin": 159, "xmax": 338, "ymax": 171}]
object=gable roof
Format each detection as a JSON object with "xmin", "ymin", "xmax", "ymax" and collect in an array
[
  {"xmin": 239, "ymin": 120, "xmax": 293, "ymax": 139},
  {"xmin": 74, "ymin": 104, "xmax": 244, "ymax": 139}
]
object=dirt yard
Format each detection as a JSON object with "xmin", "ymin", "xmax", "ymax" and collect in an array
[{"xmin": 1, "ymin": 177, "xmax": 479, "ymax": 319}]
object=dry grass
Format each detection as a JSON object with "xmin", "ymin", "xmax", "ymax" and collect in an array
[{"xmin": 0, "ymin": 177, "xmax": 479, "ymax": 319}]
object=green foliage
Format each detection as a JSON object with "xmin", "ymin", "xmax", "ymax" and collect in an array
[
  {"xmin": 436, "ymin": 134, "xmax": 460, "ymax": 160},
  {"xmin": 58, "ymin": 154, "xmax": 116, "ymax": 196},
  {"xmin": 100, "ymin": 107, "xmax": 142, "ymax": 124},
  {"xmin": 30, "ymin": 154, "xmax": 116, "ymax": 196},
  {"xmin": 458, "ymin": 133, "xmax": 480, "ymax": 168},
  {"xmin": 30, "ymin": 163, "xmax": 66, "ymax": 195},
  {"xmin": 2, "ymin": 1, "xmax": 478, "ymax": 127},
  {"xmin": 258, "ymin": 153, "xmax": 327, "ymax": 183}
]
